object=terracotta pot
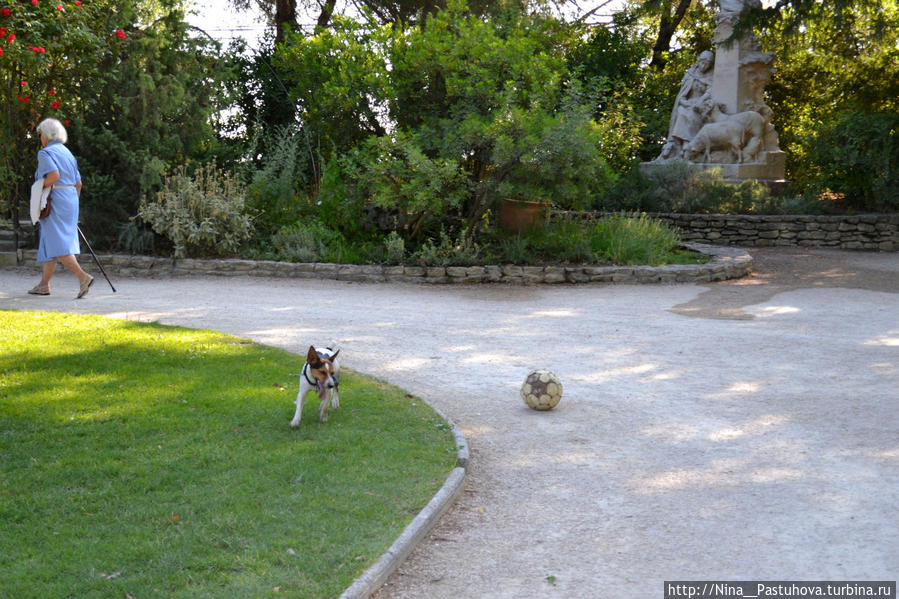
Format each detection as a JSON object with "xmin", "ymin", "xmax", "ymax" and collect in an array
[{"xmin": 498, "ymin": 198, "xmax": 548, "ymax": 233}]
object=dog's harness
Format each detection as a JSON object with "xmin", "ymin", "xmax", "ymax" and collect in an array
[{"xmin": 302, "ymin": 363, "xmax": 319, "ymax": 386}]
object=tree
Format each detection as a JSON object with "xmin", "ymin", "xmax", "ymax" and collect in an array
[
  {"xmin": 759, "ymin": 0, "xmax": 899, "ymax": 206},
  {"xmin": 276, "ymin": 2, "xmax": 616, "ymax": 243},
  {"xmin": 71, "ymin": 11, "xmax": 241, "ymax": 245},
  {"xmin": 0, "ymin": 0, "xmax": 241, "ymax": 246},
  {"xmin": 0, "ymin": 0, "xmax": 132, "ymax": 222}
]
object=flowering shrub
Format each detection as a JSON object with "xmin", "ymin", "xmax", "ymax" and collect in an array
[
  {"xmin": 0, "ymin": 0, "xmax": 127, "ymax": 118},
  {"xmin": 0, "ymin": 0, "xmax": 130, "ymax": 217},
  {"xmin": 139, "ymin": 163, "xmax": 254, "ymax": 259}
]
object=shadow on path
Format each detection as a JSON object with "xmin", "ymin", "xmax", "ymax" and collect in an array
[{"xmin": 670, "ymin": 247, "xmax": 899, "ymax": 320}]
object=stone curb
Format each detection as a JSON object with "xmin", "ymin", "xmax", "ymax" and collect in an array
[
  {"xmin": 8, "ymin": 243, "xmax": 753, "ymax": 285},
  {"xmin": 340, "ymin": 409, "xmax": 469, "ymax": 599}
]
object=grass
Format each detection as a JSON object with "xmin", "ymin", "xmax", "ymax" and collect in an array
[
  {"xmin": 0, "ymin": 310, "xmax": 458, "ymax": 598},
  {"xmin": 494, "ymin": 214, "xmax": 706, "ymax": 267}
]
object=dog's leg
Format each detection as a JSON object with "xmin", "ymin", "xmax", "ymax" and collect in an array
[
  {"xmin": 291, "ymin": 387, "xmax": 309, "ymax": 428},
  {"xmin": 331, "ymin": 375, "xmax": 340, "ymax": 410},
  {"xmin": 319, "ymin": 389, "xmax": 330, "ymax": 422}
]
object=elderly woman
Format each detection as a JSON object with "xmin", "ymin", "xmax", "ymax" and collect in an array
[{"xmin": 28, "ymin": 118, "xmax": 93, "ymax": 298}]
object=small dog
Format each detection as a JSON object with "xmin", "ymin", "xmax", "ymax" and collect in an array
[{"xmin": 291, "ymin": 344, "xmax": 340, "ymax": 427}]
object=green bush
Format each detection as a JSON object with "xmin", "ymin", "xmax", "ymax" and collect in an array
[
  {"xmin": 270, "ymin": 220, "xmax": 378, "ymax": 264},
  {"xmin": 351, "ymin": 132, "xmax": 470, "ymax": 242},
  {"xmin": 807, "ymin": 112, "xmax": 899, "ymax": 212},
  {"xmin": 139, "ymin": 162, "xmax": 253, "ymax": 259},
  {"xmin": 384, "ymin": 231, "xmax": 406, "ymax": 265},
  {"xmin": 271, "ymin": 220, "xmax": 350, "ymax": 263},
  {"xmin": 512, "ymin": 220, "xmax": 595, "ymax": 264},
  {"xmin": 412, "ymin": 230, "xmax": 483, "ymax": 267},
  {"xmin": 245, "ymin": 125, "xmax": 317, "ymax": 238},
  {"xmin": 275, "ymin": 4, "xmax": 616, "ymax": 241},
  {"xmin": 596, "ymin": 162, "xmax": 775, "ymax": 214},
  {"xmin": 497, "ymin": 95, "xmax": 616, "ymax": 211}
]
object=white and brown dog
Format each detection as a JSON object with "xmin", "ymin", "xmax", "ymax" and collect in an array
[{"xmin": 290, "ymin": 344, "xmax": 340, "ymax": 427}]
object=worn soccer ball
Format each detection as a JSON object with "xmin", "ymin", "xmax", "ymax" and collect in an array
[{"xmin": 520, "ymin": 370, "xmax": 563, "ymax": 411}]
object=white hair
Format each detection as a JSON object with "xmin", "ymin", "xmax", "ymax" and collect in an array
[{"xmin": 36, "ymin": 118, "xmax": 68, "ymax": 144}]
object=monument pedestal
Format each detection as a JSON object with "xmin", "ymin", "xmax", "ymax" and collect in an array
[{"xmin": 640, "ymin": 151, "xmax": 788, "ymax": 194}]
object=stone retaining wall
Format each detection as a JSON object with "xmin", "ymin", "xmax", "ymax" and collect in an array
[
  {"xmin": 16, "ymin": 242, "xmax": 752, "ymax": 285},
  {"xmin": 567, "ymin": 212, "xmax": 898, "ymax": 251}
]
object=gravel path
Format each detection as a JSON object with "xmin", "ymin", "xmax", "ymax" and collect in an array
[{"xmin": 2, "ymin": 247, "xmax": 897, "ymax": 598}]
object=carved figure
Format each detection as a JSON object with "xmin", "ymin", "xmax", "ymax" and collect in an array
[
  {"xmin": 717, "ymin": 0, "xmax": 761, "ymax": 23},
  {"xmin": 684, "ymin": 120, "xmax": 745, "ymax": 163},
  {"xmin": 704, "ymin": 103, "xmax": 766, "ymax": 161},
  {"xmin": 657, "ymin": 51, "xmax": 715, "ymax": 161},
  {"xmin": 645, "ymin": 0, "xmax": 784, "ymax": 178},
  {"xmin": 685, "ymin": 104, "xmax": 766, "ymax": 163}
]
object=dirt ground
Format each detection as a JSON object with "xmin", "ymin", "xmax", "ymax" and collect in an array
[{"xmin": 2, "ymin": 246, "xmax": 897, "ymax": 598}]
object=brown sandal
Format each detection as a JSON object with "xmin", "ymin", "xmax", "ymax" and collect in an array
[
  {"xmin": 77, "ymin": 275, "xmax": 94, "ymax": 299},
  {"xmin": 28, "ymin": 284, "xmax": 50, "ymax": 295}
]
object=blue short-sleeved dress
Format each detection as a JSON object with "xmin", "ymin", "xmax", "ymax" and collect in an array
[{"xmin": 36, "ymin": 141, "xmax": 82, "ymax": 262}]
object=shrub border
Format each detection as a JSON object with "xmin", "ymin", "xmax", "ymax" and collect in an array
[{"xmin": 17, "ymin": 242, "xmax": 752, "ymax": 284}]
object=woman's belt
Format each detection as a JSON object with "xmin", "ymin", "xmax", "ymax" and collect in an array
[{"xmin": 52, "ymin": 184, "xmax": 76, "ymax": 189}]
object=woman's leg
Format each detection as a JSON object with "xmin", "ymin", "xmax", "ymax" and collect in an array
[
  {"xmin": 57, "ymin": 254, "xmax": 88, "ymax": 279},
  {"xmin": 58, "ymin": 255, "xmax": 94, "ymax": 298},
  {"xmin": 40, "ymin": 259, "xmax": 57, "ymax": 287},
  {"xmin": 29, "ymin": 259, "xmax": 59, "ymax": 294}
]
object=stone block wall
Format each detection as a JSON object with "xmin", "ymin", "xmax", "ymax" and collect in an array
[{"xmin": 636, "ymin": 213, "xmax": 897, "ymax": 251}]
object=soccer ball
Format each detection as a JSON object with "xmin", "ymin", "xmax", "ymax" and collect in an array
[{"xmin": 520, "ymin": 370, "xmax": 563, "ymax": 411}]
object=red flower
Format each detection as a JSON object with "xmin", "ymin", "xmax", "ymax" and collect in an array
[
  {"xmin": 51, "ymin": 101, "xmax": 61, "ymax": 109},
  {"xmin": 48, "ymin": 89, "xmax": 55, "ymax": 95},
  {"xmin": 114, "ymin": 29, "xmax": 127, "ymax": 39},
  {"xmin": 19, "ymin": 95, "xmax": 29, "ymax": 103},
  {"xmin": 20, "ymin": 80, "xmax": 26, "ymax": 86},
  {"xmin": 65, "ymin": 120, "xmax": 70, "ymax": 126},
  {"xmin": 31, "ymin": 0, "xmax": 37, "ymax": 5},
  {"xmin": 0, "ymin": 47, "xmax": 3, "ymax": 56},
  {"xmin": 0, "ymin": 8, "xmax": 10, "ymax": 17},
  {"xmin": 6, "ymin": 33, "xmax": 14, "ymax": 43},
  {"xmin": 28, "ymin": 45, "xmax": 45, "ymax": 53},
  {"xmin": 56, "ymin": 3, "xmax": 63, "ymax": 10},
  {"xmin": 0, "ymin": 27, "xmax": 5, "ymax": 36},
  {"xmin": 74, "ymin": 0, "xmax": 81, "ymax": 4}
]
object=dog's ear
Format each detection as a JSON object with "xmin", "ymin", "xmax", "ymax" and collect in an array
[
  {"xmin": 306, "ymin": 346, "xmax": 318, "ymax": 364},
  {"xmin": 329, "ymin": 349, "xmax": 339, "ymax": 361}
]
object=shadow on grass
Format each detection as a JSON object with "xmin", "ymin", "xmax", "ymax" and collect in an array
[{"xmin": 0, "ymin": 310, "xmax": 456, "ymax": 598}]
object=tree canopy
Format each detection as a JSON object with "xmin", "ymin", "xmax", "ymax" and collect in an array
[{"xmin": 2, "ymin": 0, "xmax": 895, "ymax": 255}]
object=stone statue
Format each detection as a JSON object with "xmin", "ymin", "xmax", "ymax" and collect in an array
[
  {"xmin": 658, "ymin": 51, "xmax": 715, "ymax": 161},
  {"xmin": 717, "ymin": 0, "xmax": 761, "ymax": 21},
  {"xmin": 684, "ymin": 103, "xmax": 765, "ymax": 163},
  {"xmin": 646, "ymin": 0, "xmax": 785, "ymax": 182}
]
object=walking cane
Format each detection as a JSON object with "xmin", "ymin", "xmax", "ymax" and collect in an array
[{"xmin": 77, "ymin": 226, "xmax": 116, "ymax": 293}]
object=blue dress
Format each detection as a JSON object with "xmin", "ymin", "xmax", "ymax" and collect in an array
[{"xmin": 36, "ymin": 141, "xmax": 81, "ymax": 262}]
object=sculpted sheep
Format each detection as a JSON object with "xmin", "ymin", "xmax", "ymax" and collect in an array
[
  {"xmin": 685, "ymin": 120, "xmax": 746, "ymax": 163},
  {"xmin": 685, "ymin": 107, "xmax": 766, "ymax": 163}
]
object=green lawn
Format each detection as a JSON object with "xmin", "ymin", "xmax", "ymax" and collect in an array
[{"xmin": 0, "ymin": 310, "xmax": 457, "ymax": 598}]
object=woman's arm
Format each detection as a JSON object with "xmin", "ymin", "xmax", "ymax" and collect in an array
[{"xmin": 42, "ymin": 170, "xmax": 60, "ymax": 188}]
